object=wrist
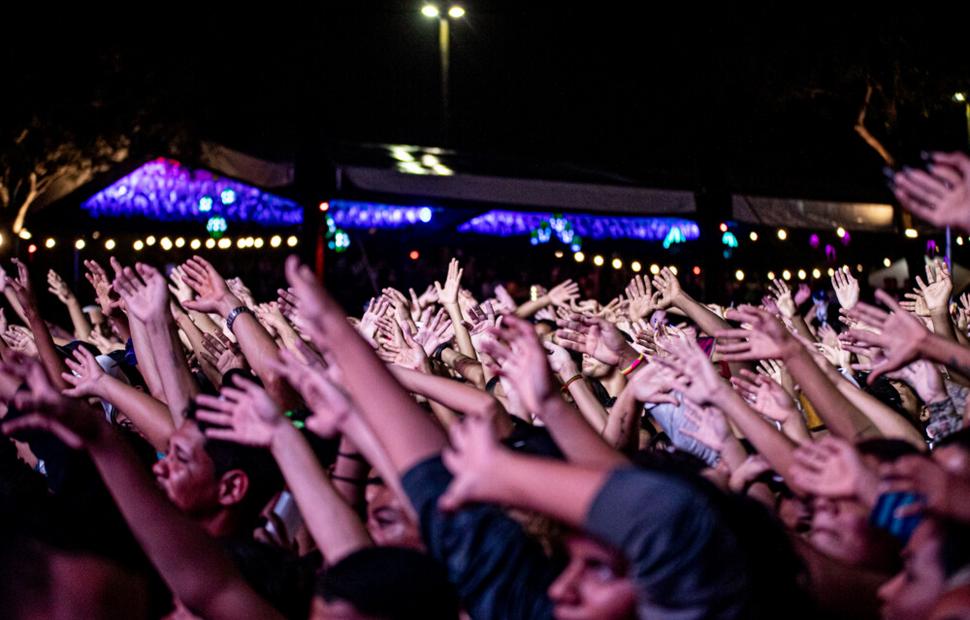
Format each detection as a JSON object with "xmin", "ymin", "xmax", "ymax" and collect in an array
[
  {"xmin": 269, "ymin": 417, "xmax": 298, "ymax": 454},
  {"xmin": 217, "ymin": 295, "xmax": 244, "ymax": 318},
  {"xmin": 670, "ymin": 290, "xmax": 689, "ymax": 309},
  {"xmin": 557, "ymin": 364, "xmax": 580, "ymax": 380},
  {"xmin": 615, "ymin": 346, "xmax": 641, "ymax": 370},
  {"xmin": 779, "ymin": 336, "xmax": 807, "ymax": 362}
]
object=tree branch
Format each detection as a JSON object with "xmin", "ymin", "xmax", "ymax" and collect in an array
[{"xmin": 854, "ymin": 83, "xmax": 895, "ymax": 167}]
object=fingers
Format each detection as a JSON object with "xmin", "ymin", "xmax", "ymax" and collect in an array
[{"xmin": 1, "ymin": 414, "xmax": 84, "ymax": 449}]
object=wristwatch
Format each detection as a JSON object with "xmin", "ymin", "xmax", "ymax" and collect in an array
[{"xmin": 225, "ymin": 305, "xmax": 253, "ymax": 333}]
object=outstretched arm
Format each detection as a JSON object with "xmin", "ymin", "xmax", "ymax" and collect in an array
[{"xmin": 0, "ymin": 356, "xmax": 280, "ymax": 620}]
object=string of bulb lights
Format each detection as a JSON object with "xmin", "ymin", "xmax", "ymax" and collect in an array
[
  {"xmin": 8, "ymin": 220, "xmax": 947, "ymax": 284},
  {"xmin": 13, "ymin": 231, "xmax": 300, "ymax": 256}
]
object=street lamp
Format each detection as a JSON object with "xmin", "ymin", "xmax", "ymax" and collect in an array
[{"xmin": 422, "ymin": 4, "xmax": 465, "ymax": 142}]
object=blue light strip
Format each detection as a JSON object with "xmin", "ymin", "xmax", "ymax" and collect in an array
[
  {"xmin": 81, "ymin": 158, "xmax": 304, "ymax": 225},
  {"xmin": 457, "ymin": 210, "xmax": 700, "ymax": 242},
  {"xmin": 329, "ymin": 200, "xmax": 436, "ymax": 229}
]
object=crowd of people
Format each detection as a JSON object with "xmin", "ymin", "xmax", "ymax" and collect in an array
[{"xmin": 3, "ymin": 151, "xmax": 970, "ymax": 619}]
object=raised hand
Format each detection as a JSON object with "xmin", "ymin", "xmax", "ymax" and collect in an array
[
  {"xmin": 200, "ymin": 332, "xmax": 246, "ymax": 376},
  {"xmin": 61, "ymin": 346, "xmax": 108, "ymax": 399},
  {"xmin": 434, "ymin": 259, "xmax": 463, "ymax": 306},
  {"xmin": 85, "ymin": 259, "xmax": 122, "ymax": 316},
  {"xmin": 790, "ymin": 436, "xmax": 874, "ymax": 499},
  {"xmin": 817, "ymin": 339, "xmax": 851, "ymax": 370},
  {"xmin": 892, "ymin": 152, "xmax": 970, "ymax": 232},
  {"xmin": 112, "ymin": 262, "xmax": 169, "ymax": 322},
  {"xmin": 728, "ymin": 455, "xmax": 772, "ymax": 494},
  {"xmin": 885, "ymin": 359, "xmax": 947, "ymax": 403},
  {"xmin": 46, "ymin": 270, "xmax": 75, "ymax": 304},
  {"xmin": 492, "ymin": 284, "xmax": 517, "ymax": 314},
  {"xmin": 0, "ymin": 352, "xmax": 101, "ymax": 448},
  {"xmin": 794, "ymin": 283, "xmax": 812, "ymax": 307},
  {"xmin": 276, "ymin": 287, "xmax": 299, "ymax": 321},
  {"xmin": 626, "ymin": 275, "xmax": 661, "ymax": 321},
  {"xmin": 439, "ymin": 414, "xmax": 503, "ymax": 512},
  {"xmin": 769, "ymin": 279, "xmax": 796, "ymax": 318},
  {"xmin": 915, "ymin": 259, "xmax": 952, "ymax": 313},
  {"xmin": 377, "ymin": 323, "xmax": 427, "ymax": 371},
  {"xmin": 542, "ymin": 340, "xmax": 579, "ymax": 377},
  {"xmin": 656, "ymin": 334, "xmax": 728, "ymax": 406},
  {"xmin": 180, "ymin": 256, "xmax": 238, "ymax": 316},
  {"xmin": 267, "ymin": 349, "xmax": 354, "ymax": 437},
  {"xmin": 194, "ymin": 376, "xmax": 285, "ymax": 447},
  {"xmin": 899, "ymin": 291, "xmax": 931, "ymax": 317},
  {"xmin": 376, "ymin": 315, "xmax": 406, "ymax": 351},
  {"xmin": 556, "ymin": 314, "xmax": 637, "ymax": 367},
  {"xmin": 253, "ymin": 302, "xmax": 284, "ymax": 338},
  {"xmin": 2, "ymin": 325, "xmax": 37, "ymax": 356},
  {"xmin": 468, "ymin": 302, "xmax": 499, "ymax": 352},
  {"xmin": 843, "ymin": 290, "xmax": 931, "ymax": 382},
  {"xmin": 954, "ymin": 293, "xmax": 970, "ymax": 335},
  {"xmin": 715, "ymin": 306, "xmax": 800, "ymax": 362},
  {"xmin": 547, "ymin": 279, "xmax": 580, "ymax": 307},
  {"xmin": 358, "ymin": 296, "xmax": 391, "ymax": 343},
  {"xmin": 226, "ymin": 277, "xmax": 256, "ymax": 310},
  {"xmin": 167, "ymin": 266, "xmax": 195, "ymax": 305},
  {"xmin": 680, "ymin": 400, "xmax": 731, "ymax": 453},
  {"xmin": 831, "ymin": 268, "xmax": 859, "ymax": 310},
  {"xmin": 730, "ymin": 368, "xmax": 798, "ymax": 423},
  {"xmin": 652, "ymin": 267, "xmax": 682, "ymax": 310},
  {"xmin": 284, "ymin": 256, "xmax": 341, "ymax": 344},
  {"xmin": 381, "ymin": 287, "xmax": 413, "ymax": 325},
  {"xmin": 624, "ymin": 360, "xmax": 679, "ymax": 405},
  {"xmin": 478, "ymin": 315, "xmax": 558, "ymax": 414},
  {"xmin": 8, "ymin": 259, "xmax": 38, "ymax": 318}
]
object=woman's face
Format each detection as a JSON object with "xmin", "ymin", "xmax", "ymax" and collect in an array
[
  {"xmin": 581, "ymin": 354, "xmax": 611, "ymax": 379},
  {"xmin": 548, "ymin": 535, "xmax": 637, "ymax": 620}
]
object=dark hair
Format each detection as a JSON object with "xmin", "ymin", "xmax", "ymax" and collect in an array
[
  {"xmin": 939, "ymin": 519, "xmax": 970, "ymax": 579},
  {"xmin": 317, "ymin": 547, "xmax": 460, "ymax": 620},
  {"xmin": 223, "ymin": 538, "xmax": 317, "ymax": 619},
  {"xmin": 633, "ymin": 458, "xmax": 815, "ymax": 618},
  {"xmin": 534, "ymin": 319, "xmax": 557, "ymax": 333},
  {"xmin": 856, "ymin": 438, "xmax": 923, "ymax": 463},
  {"xmin": 184, "ymin": 401, "xmax": 284, "ymax": 523}
]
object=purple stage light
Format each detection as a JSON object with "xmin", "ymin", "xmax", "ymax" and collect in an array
[
  {"xmin": 458, "ymin": 210, "xmax": 700, "ymax": 243},
  {"xmin": 82, "ymin": 158, "xmax": 303, "ymax": 225}
]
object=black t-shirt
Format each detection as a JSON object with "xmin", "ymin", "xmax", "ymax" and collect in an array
[{"xmin": 402, "ymin": 455, "xmax": 558, "ymax": 620}]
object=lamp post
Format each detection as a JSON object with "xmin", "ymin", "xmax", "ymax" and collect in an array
[{"xmin": 422, "ymin": 4, "xmax": 465, "ymax": 142}]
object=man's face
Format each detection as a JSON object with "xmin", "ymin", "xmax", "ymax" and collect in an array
[
  {"xmin": 152, "ymin": 422, "xmax": 221, "ymax": 517},
  {"xmin": 810, "ymin": 496, "xmax": 887, "ymax": 567},
  {"xmin": 878, "ymin": 521, "xmax": 945, "ymax": 620},
  {"xmin": 548, "ymin": 535, "xmax": 637, "ymax": 620},
  {"xmin": 365, "ymin": 484, "xmax": 423, "ymax": 550}
]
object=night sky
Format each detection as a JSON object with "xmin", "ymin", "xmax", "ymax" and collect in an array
[{"xmin": 5, "ymin": 3, "xmax": 970, "ymax": 203}]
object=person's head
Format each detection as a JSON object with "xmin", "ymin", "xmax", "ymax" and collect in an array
[
  {"xmin": 581, "ymin": 353, "xmax": 611, "ymax": 379},
  {"xmin": 809, "ymin": 439, "xmax": 918, "ymax": 569},
  {"xmin": 152, "ymin": 417, "xmax": 282, "ymax": 534},
  {"xmin": 933, "ymin": 428, "xmax": 970, "ymax": 477},
  {"xmin": 878, "ymin": 520, "xmax": 945, "ymax": 620},
  {"xmin": 547, "ymin": 533, "xmax": 637, "ymax": 620},
  {"xmin": 365, "ymin": 483, "xmax": 423, "ymax": 550},
  {"xmin": 535, "ymin": 319, "xmax": 557, "ymax": 340},
  {"xmin": 313, "ymin": 547, "xmax": 459, "ymax": 620},
  {"xmin": 878, "ymin": 516, "xmax": 970, "ymax": 620},
  {"xmin": 0, "ymin": 524, "xmax": 149, "ymax": 620}
]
